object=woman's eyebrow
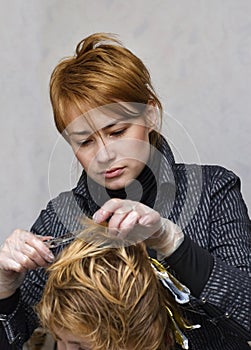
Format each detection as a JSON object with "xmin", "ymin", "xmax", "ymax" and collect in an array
[
  {"xmin": 69, "ymin": 130, "xmax": 92, "ymax": 136},
  {"xmin": 55, "ymin": 335, "xmax": 81, "ymax": 345}
]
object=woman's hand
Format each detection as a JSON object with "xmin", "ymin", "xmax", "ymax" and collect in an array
[
  {"xmin": 0, "ymin": 229, "xmax": 54, "ymax": 298},
  {"xmin": 93, "ymin": 198, "xmax": 161, "ymax": 238},
  {"xmin": 93, "ymin": 198, "xmax": 184, "ymax": 259}
]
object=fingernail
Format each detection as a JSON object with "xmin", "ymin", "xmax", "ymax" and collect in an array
[
  {"xmin": 47, "ymin": 253, "xmax": 54, "ymax": 262},
  {"xmin": 93, "ymin": 209, "xmax": 108, "ymax": 223},
  {"xmin": 93, "ymin": 212, "xmax": 99, "ymax": 222},
  {"xmin": 139, "ymin": 216, "xmax": 150, "ymax": 225}
]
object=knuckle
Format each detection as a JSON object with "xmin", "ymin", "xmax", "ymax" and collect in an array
[
  {"xmin": 111, "ymin": 198, "xmax": 122, "ymax": 205},
  {"xmin": 20, "ymin": 255, "xmax": 31, "ymax": 267},
  {"xmin": 4, "ymin": 236, "xmax": 13, "ymax": 248},
  {"xmin": 13, "ymin": 228, "xmax": 22, "ymax": 235},
  {"xmin": 156, "ymin": 212, "xmax": 161, "ymax": 220},
  {"xmin": 15, "ymin": 264, "xmax": 26, "ymax": 273}
]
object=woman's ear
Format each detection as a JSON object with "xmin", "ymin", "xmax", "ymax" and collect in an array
[{"xmin": 146, "ymin": 100, "xmax": 160, "ymax": 133}]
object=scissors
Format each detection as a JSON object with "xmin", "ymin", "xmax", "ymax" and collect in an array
[{"xmin": 43, "ymin": 230, "xmax": 82, "ymax": 249}]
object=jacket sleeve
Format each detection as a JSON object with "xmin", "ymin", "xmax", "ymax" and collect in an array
[
  {"xmin": 0, "ymin": 190, "xmax": 89, "ymax": 348},
  {"xmin": 199, "ymin": 167, "xmax": 251, "ymax": 333},
  {"xmin": 0, "ymin": 202, "xmax": 55, "ymax": 349},
  {"xmin": 164, "ymin": 167, "xmax": 251, "ymax": 337}
]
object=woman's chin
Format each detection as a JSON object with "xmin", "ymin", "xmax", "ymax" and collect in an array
[{"xmin": 104, "ymin": 179, "xmax": 127, "ymax": 190}]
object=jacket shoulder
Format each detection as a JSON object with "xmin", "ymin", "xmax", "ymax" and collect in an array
[{"xmin": 174, "ymin": 163, "xmax": 240, "ymax": 188}]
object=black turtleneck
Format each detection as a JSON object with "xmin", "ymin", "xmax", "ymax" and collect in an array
[{"xmin": 106, "ymin": 160, "xmax": 158, "ymax": 208}]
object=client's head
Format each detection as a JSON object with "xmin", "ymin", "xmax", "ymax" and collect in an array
[{"xmin": 37, "ymin": 222, "xmax": 177, "ymax": 350}]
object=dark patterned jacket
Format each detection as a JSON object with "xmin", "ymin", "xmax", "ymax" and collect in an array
[{"xmin": 0, "ymin": 138, "xmax": 250, "ymax": 349}]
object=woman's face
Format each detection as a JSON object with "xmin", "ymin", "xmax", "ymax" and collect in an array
[
  {"xmin": 55, "ymin": 328, "xmax": 134, "ymax": 350},
  {"xmin": 65, "ymin": 104, "xmax": 152, "ymax": 190},
  {"xmin": 55, "ymin": 329, "xmax": 90, "ymax": 350}
]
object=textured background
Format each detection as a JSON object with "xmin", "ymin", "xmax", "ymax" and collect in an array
[{"xmin": 0, "ymin": 0, "xmax": 250, "ymax": 241}]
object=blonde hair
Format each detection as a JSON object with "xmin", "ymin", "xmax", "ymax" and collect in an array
[
  {"xmin": 50, "ymin": 32, "xmax": 162, "ymax": 146},
  {"xmin": 37, "ymin": 222, "xmax": 175, "ymax": 350}
]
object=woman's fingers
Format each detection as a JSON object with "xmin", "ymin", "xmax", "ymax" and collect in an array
[
  {"xmin": 93, "ymin": 198, "xmax": 133, "ymax": 223},
  {"xmin": 116, "ymin": 210, "xmax": 140, "ymax": 238},
  {"xmin": 138, "ymin": 210, "xmax": 161, "ymax": 228},
  {"xmin": 93, "ymin": 199, "xmax": 161, "ymax": 239},
  {"xmin": 119, "ymin": 210, "xmax": 139, "ymax": 229},
  {"xmin": 94, "ymin": 199, "xmax": 143, "ymax": 221},
  {"xmin": 0, "ymin": 229, "xmax": 55, "ymax": 296},
  {"xmin": 0, "ymin": 229, "xmax": 54, "ymax": 273},
  {"xmin": 93, "ymin": 198, "xmax": 138, "ymax": 227}
]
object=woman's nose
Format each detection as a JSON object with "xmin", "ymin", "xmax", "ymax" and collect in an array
[{"xmin": 96, "ymin": 140, "xmax": 116, "ymax": 163}]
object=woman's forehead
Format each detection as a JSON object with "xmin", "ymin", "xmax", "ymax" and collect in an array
[
  {"xmin": 65, "ymin": 101, "xmax": 146, "ymax": 121},
  {"xmin": 64, "ymin": 103, "xmax": 147, "ymax": 136}
]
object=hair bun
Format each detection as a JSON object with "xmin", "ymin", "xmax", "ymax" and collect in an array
[{"xmin": 75, "ymin": 32, "xmax": 121, "ymax": 58}]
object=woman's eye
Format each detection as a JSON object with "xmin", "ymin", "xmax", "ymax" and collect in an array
[
  {"xmin": 111, "ymin": 129, "xmax": 126, "ymax": 137},
  {"xmin": 77, "ymin": 139, "xmax": 92, "ymax": 147}
]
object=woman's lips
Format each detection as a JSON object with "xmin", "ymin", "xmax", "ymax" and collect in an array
[{"xmin": 103, "ymin": 167, "xmax": 125, "ymax": 179}]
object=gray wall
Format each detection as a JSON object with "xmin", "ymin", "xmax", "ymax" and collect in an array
[{"xmin": 0, "ymin": 0, "xmax": 250, "ymax": 241}]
